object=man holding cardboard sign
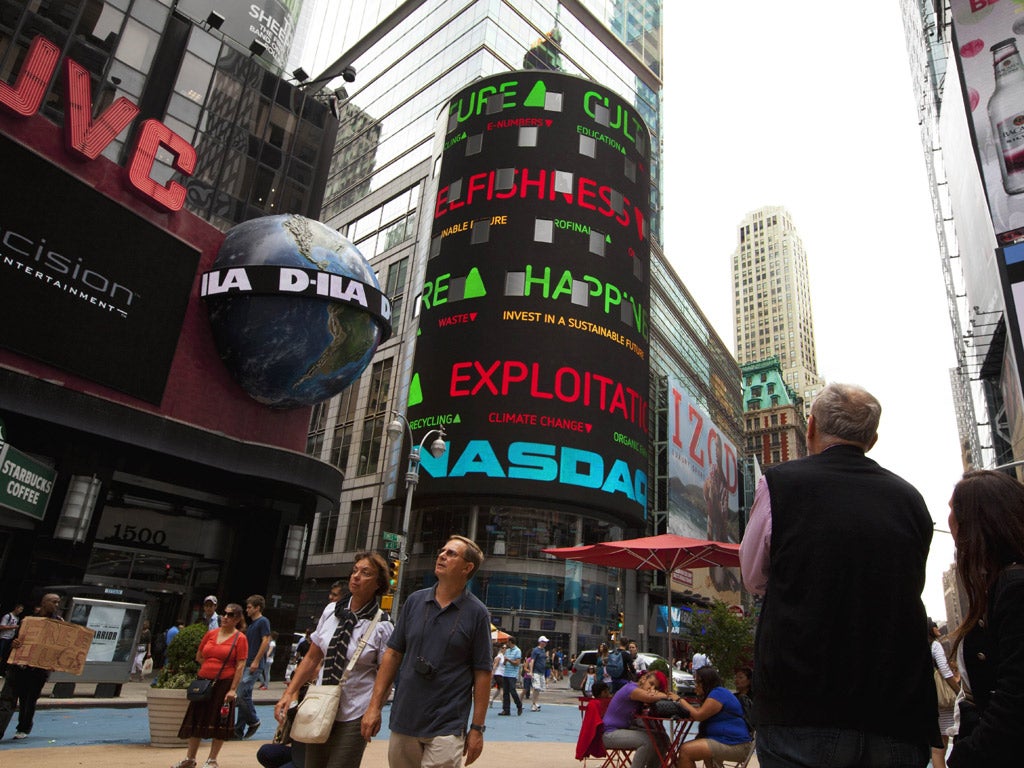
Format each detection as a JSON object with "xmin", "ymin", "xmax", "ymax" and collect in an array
[{"xmin": 0, "ymin": 593, "xmax": 84, "ymax": 740}]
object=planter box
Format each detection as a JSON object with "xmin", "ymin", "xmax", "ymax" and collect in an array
[{"xmin": 147, "ymin": 687, "xmax": 190, "ymax": 748}]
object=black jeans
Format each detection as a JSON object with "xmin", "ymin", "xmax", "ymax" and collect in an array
[
  {"xmin": 757, "ymin": 724, "xmax": 930, "ymax": 768},
  {"xmin": 0, "ymin": 666, "xmax": 48, "ymax": 736},
  {"xmin": 501, "ymin": 676, "xmax": 521, "ymax": 713}
]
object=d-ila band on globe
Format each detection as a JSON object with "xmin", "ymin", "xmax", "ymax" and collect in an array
[{"xmin": 200, "ymin": 264, "xmax": 393, "ymax": 340}]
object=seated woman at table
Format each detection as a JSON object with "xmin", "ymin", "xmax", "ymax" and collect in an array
[
  {"xmin": 733, "ymin": 666, "xmax": 755, "ymax": 725},
  {"xmin": 603, "ymin": 670, "xmax": 680, "ymax": 768},
  {"xmin": 677, "ymin": 667, "xmax": 752, "ymax": 768}
]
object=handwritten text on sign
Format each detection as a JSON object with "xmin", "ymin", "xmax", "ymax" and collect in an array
[{"xmin": 8, "ymin": 617, "xmax": 94, "ymax": 674}]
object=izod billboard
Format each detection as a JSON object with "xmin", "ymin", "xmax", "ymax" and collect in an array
[{"xmin": 407, "ymin": 72, "xmax": 651, "ymax": 523}]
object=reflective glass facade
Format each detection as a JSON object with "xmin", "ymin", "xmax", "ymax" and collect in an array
[
  {"xmin": 0, "ymin": 0, "xmax": 337, "ymax": 233},
  {"xmin": 299, "ymin": 0, "xmax": 740, "ymax": 654},
  {"xmin": 318, "ymin": 0, "xmax": 661, "ymax": 241}
]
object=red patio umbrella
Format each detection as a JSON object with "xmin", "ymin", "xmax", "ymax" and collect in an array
[{"xmin": 542, "ymin": 534, "xmax": 741, "ymax": 636}]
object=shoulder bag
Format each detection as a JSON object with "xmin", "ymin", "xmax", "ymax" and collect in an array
[
  {"xmin": 291, "ymin": 609, "xmax": 383, "ymax": 744},
  {"xmin": 934, "ymin": 666, "xmax": 956, "ymax": 710},
  {"xmin": 187, "ymin": 632, "xmax": 239, "ymax": 702}
]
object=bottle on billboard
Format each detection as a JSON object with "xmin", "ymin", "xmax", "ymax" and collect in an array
[{"xmin": 989, "ymin": 38, "xmax": 1024, "ymax": 195}]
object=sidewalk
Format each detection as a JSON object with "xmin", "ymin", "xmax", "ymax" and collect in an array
[
  {"xmin": 17, "ymin": 676, "xmax": 763, "ymax": 767},
  {"xmin": 35, "ymin": 676, "xmax": 585, "ymax": 710}
]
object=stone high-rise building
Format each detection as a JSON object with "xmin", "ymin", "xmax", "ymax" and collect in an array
[{"xmin": 733, "ymin": 205, "xmax": 825, "ymax": 418}]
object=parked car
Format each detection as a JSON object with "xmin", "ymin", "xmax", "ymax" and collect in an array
[
  {"xmin": 569, "ymin": 649, "xmax": 695, "ymax": 695},
  {"xmin": 637, "ymin": 652, "xmax": 695, "ymax": 696}
]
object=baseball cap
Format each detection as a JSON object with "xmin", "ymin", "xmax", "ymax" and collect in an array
[
  {"xmin": 203, "ymin": 595, "xmax": 218, "ymax": 605},
  {"xmin": 538, "ymin": 635, "xmax": 549, "ymax": 643}
]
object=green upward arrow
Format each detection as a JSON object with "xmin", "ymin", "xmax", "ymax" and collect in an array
[
  {"xmin": 408, "ymin": 373, "xmax": 423, "ymax": 407},
  {"xmin": 524, "ymin": 81, "xmax": 547, "ymax": 107},
  {"xmin": 464, "ymin": 267, "xmax": 487, "ymax": 298}
]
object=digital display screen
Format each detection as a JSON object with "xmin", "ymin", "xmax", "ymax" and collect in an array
[
  {"xmin": 408, "ymin": 72, "xmax": 651, "ymax": 523},
  {"xmin": 0, "ymin": 134, "xmax": 200, "ymax": 404}
]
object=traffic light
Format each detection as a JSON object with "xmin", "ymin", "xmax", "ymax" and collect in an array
[
  {"xmin": 617, "ymin": 611, "xmax": 624, "ymax": 630},
  {"xmin": 388, "ymin": 555, "xmax": 401, "ymax": 593}
]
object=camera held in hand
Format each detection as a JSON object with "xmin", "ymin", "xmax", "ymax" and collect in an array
[{"xmin": 414, "ymin": 657, "xmax": 437, "ymax": 679}]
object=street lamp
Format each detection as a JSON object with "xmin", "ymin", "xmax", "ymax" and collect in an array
[{"xmin": 387, "ymin": 412, "xmax": 447, "ymax": 615}]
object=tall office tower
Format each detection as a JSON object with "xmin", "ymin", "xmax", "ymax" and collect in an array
[
  {"xmin": 299, "ymin": 0, "xmax": 743, "ymax": 656},
  {"xmin": 732, "ymin": 206, "xmax": 825, "ymax": 416},
  {"xmin": 942, "ymin": 564, "xmax": 966, "ymax": 637},
  {"xmin": 900, "ymin": 1, "xmax": 1016, "ymax": 471}
]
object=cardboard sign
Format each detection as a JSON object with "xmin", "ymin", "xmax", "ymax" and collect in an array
[{"xmin": 7, "ymin": 617, "xmax": 94, "ymax": 674}]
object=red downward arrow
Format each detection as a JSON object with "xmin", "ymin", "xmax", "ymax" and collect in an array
[
  {"xmin": 470, "ymin": 312, "xmax": 478, "ymax": 321},
  {"xmin": 585, "ymin": 424, "xmax": 592, "ymax": 433},
  {"xmin": 546, "ymin": 119, "xmax": 553, "ymax": 127}
]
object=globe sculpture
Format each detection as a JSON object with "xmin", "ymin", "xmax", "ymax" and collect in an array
[{"xmin": 203, "ymin": 215, "xmax": 390, "ymax": 408}]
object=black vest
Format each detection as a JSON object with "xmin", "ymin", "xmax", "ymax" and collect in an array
[{"xmin": 754, "ymin": 445, "xmax": 939, "ymax": 745}]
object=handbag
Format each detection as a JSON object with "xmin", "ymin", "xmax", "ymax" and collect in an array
[
  {"xmin": 934, "ymin": 667, "xmax": 956, "ymax": 710},
  {"xmin": 186, "ymin": 678, "xmax": 214, "ymax": 702},
  {"xmin": 186, "ymin": 632, "xmax": 240, "ymax": 702},
  {"xmin": 649, "ymin": 698, "xmax": 687, "ymax": 718},
  {"xmin": 141, "ymin": 656, "xmax": 154, "ymax": 676},
  {"xmin": 291, "ymin": 609, "xmax": 383, "ymax": 744}
]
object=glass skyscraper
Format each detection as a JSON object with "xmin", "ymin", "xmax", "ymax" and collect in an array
[{"xmin": 298, "ymin": 0, "xmax": 742, "ymax": 657}]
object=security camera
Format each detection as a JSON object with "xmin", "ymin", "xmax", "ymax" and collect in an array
[{"xmin": 342, "ymin": 65, "xmax": 356, "ymax": 83}]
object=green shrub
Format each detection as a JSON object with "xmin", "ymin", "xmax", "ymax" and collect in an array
[
  {"xmin": 154, "ymin": 623, "xmax": 207, "ymax": 689},
  {"xmin": 689, "ymin": 600, "xmax": 755, "ymax": 682}
]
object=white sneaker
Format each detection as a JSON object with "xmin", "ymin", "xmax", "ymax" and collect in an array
[
  {"xmin": 13, "ymin": 732, "xmax": 28, "ymax": 740},
  {"xmin": 531, "ymin": 705, "xmax": 540, "ymax": 711}
]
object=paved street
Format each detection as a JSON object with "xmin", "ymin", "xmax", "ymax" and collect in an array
[
  {"xmin": 0, "ymin": 676, "xmax": 609, "ymax": 767},
  {"xmin": 0, "ymin": 693, "xmax": 585, "ymax": 750}
]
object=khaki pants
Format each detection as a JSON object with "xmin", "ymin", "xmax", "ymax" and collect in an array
[{"xmin": 388, "ymin": 732, "xmax": 464, "ymax": 768}]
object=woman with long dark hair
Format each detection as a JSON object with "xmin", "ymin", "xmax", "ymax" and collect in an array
[
  {"xmin": 676, "ymin": 666, "xmax": 752, "ymax": 768},
  {"xmin": 946, "ymin": 470, "xmax": 1024, "ymax": 767}
]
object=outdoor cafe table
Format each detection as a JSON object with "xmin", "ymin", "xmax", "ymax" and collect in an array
[{"xmin": 638, "ymin": 714, "xmax": 696, "ymax": 768}]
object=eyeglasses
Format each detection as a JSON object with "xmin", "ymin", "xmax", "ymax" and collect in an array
[
  {"xmin": 437, "ymin": 547, "xmax": 464, "ymax": 560},
  {"xmin": 222, "ymin": 611, "xmax": 237, "ymax": 617}
]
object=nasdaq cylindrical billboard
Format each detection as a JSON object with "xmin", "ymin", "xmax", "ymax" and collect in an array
[{"xmin": 407, "ymin": 71, "xmax": 651, "ymax": 523}]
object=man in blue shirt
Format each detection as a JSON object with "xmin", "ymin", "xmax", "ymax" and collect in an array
[
  {"xmin": 202, "ymin": 596, "xmax": 219, "ymax": 630},
  {"xmin": 362, "ymin": 535, "xmax": 492, "ymax": 767},
  {"xmin": 236, "ymin": 594, "xmax": 271, "ymax": 740},
  {"xmin": 528, "ymin": 636, "xmax": 548, "ymax": 712},
  {"xmin": 499, "ymin": 638, "xmax": 523, "ymax": 716}
]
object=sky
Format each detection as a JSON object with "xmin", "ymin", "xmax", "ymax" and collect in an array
[{"xmin": 661, "ymin": 3, "xmax": 965, "ymax": 621}]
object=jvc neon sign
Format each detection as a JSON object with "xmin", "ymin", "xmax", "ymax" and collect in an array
[{"xmin": 0, "ymin": 35, "xmax": 196, "ymax": 212}]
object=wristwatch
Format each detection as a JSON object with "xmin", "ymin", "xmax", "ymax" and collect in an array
[{"xmin": 469, "ymin": 724, "xmax": 486, "ymax": 734}]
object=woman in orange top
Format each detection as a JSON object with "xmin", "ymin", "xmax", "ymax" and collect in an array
[{"xmin": 172, "ymin": 603, "xmax": 249, "ymax": 768}]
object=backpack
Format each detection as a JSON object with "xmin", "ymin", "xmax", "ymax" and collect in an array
[{"xmin": 605, "ymin": 649, "xmax": 625, "ymax": 680}]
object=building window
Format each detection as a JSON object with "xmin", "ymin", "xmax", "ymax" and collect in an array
[
  {"xmin": 330, "ymin": 423, "xmax": 353, "ymax": 469},
  {"xmin": 356, "ymin": 358, "xmax": 393, "ymax": 476},
  {"xmin": 345, "ymin": 497, "xmax": 373, "ymax": 551},
  {"xmin": 314, "ymin": 508, "xmax": 340, "ymax": 554},
  {"xmin": 329, "ymin": 387, "xmax": 358, "ymax": 469},
  {"xmin": 386, "ymin": 257, "xmax": 409, "ymax": 335},
  {"xmin": 307, "ymin": 401, "xmax": 329, "ymax": 457}
]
